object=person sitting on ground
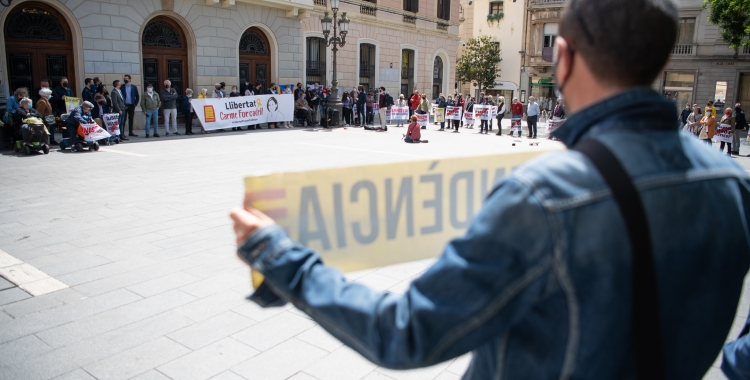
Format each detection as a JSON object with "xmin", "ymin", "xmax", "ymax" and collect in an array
[
  {"xmin": 295, "ymin": 93, "xmax": 315, "ymax": 126},
  {"xmin": 64, "ymin": 101, "xmax": 94, "ymax": 151},
  {"xmin": 14, "ymin": 97, "xmax": 45, "ymax": 145},
  {"xmin": 403, "ymin": 115, "xmax": 423, "ymax": 143}
]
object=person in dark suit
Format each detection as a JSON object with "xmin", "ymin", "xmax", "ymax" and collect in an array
[
  {"xmin": 52, "ymin": 77, "xmax": 73, "ymax": 116},
  {"xmin": 121, "ymin": 74, "xmax": 140, "ymax": 137},
  {"xmin": 111, "ymin": 80, "xmax": 128, "ymax": 140}
]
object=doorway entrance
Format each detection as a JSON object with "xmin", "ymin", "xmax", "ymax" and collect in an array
[
  {"xmin": 239, "ymin": 28, "xmax": 272, "ymax": 94},
  {"xmin": 142, "ymin": 17, "xmax": 188, "ymax": 117},
  {"xmin": 4, "ymin": 3, "xmax": 75, "ymax": 95}
]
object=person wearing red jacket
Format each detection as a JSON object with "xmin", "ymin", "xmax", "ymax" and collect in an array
[
  {"xmin": 510, "ymin": 98, "xmax": 524, "ymax": 137},
  {"xmin": 409, "ymin": 90, "xmax": 421, "ymax": 117}
]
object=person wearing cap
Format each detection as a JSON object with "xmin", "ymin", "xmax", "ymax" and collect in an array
[{"xmin": 212, "ymin": 83, "xmax": 224, "ymax": 99}]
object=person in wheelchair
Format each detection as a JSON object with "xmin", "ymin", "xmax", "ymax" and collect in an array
[
  {"xmin": 13, "ymin": 97, "xmax": 46, "ymax": 145},
  {"xmin": 295, "ymin": 93, "xmax": 315, "ymax": 126},
  {"xmin": 65, "ymin": 101, "xmax": 94, "ymax": 151}
]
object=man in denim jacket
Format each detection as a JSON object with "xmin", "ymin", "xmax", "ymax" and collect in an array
[{"xmin": 231, "ymin": 0, "xmax": 750, "ymax": 378}]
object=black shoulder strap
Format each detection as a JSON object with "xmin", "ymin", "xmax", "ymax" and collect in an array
[{"xmin": 572, "ymin": 139, "xmax": 666, "ymax": 379}]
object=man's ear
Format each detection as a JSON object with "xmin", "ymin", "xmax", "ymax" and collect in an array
[{"xmin": 554, "ymin": 37, "xmax": 573, "ymax": 87}]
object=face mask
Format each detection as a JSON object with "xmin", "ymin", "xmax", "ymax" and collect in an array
[
  {"xmin": 48, "ymin": 95, "xmax": 52, "ymax": 100},
  {"xmin": 62, "ymin": 82, "xmax": 68, "ymax": 88},
  {"xmin": 188, "ymin": 95, "xmax": 192, "ymax": 98},
  {"xmin": 232, "ymin": 90, "xmax": 237, "ymax": 93},
  {"xmin": 165, "ymin": 85, "xmax": 170, "ymax": 88},
  {"xmin": 726, "ymin": 111, "xmax": 732, "ymax": 116},
  {"xmin": 124, "ymin": 79, "xmax": 130, "ymax": 84},
  {"xmin": 147, "ymin": 88, "xmax": 153, "ymax": 93}
]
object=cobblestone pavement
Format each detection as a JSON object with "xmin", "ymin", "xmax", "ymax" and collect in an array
[{"xmin": 0, "ymin": 122, "xmax": 749, "ymax": 379}]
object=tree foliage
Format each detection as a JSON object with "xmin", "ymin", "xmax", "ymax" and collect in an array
[
  {"xmin": 456, "ymin": 36, "xmax": 502, "ymax": 92},
  {"xmin": 703, "ymin": 0, "xmax": 750, "ymax": 57}
]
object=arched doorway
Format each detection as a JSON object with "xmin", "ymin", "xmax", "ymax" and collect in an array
[
  {"xmin": 239, "ymin": 27, "xmax": 271, "ymax": 94},
  {"xmin": 141, "ymin": 17, "xmax": 188, "ymax": 98},
  {"xmin": 433, "ymin": 56, "xmax": 443, "ymax": 100},
  {"xmin": 4, "ymin": 3, "xmax": 75, "ymax": 94}
]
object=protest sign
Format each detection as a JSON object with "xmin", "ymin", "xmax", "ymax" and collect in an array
[
  {"xmin": 547, "ymin": 118, "xmax": 564, "ymax": 135},
  {"xmin": 192, "ymin": 95, "xmax": 294, "ymax": 131},
  {"xmin": 103, "ymin": 113, "xmax": 120, "ymax": 137},
  {"xmin": 474, "ymin": 105, "xmax": 491, "ymax": 121},
  {"xmin": 65, "ymin": 97, "xmax": 81, "ymax": 113},
  {"xmin": 391, "ymin": 106, "xmax": 409, "ymax": 121},
  {"xmin": 511, "ymin": 115, "xmax": 523, "ymax": 135},
  {"xmin": 445, "ymin": 106, "xmax": 462, "ymax": 121},
  {"xmin": 373, "ymin": 103, "xmax": 380, "ymax": 112},
  {"xmin": 79, "ymin": 123, "xmax": 111, "ymax": 142},
  {"xmin": 385, "ymin": 109, "xmax": 392, "ymax": 121},
  {"xmin": 435, "ymin": 108, "xmax": 445, "ymax": 123},
  {"xmin": 430, "ymin": 104, "xmax": 437, "ymax": 115},
  {"xmin": 417, "ymin": 113, "xmax": 429, "ymax": 128},
  {"xmin": 491, "ymin": 106, "xmax": 498, "ymax": 118},
  {"xmin": 716, "ymin": 123, "xmax": 733, "ymax": 143},
  {"xmin": 244, "ymin": 146, "xmax": 564, "ymax": 274},
  {"xmin": 463, "ymin": 111, "xmax": 475, "ymax": 125}
]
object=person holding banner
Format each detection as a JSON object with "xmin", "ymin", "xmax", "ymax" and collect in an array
[
  {"xmin": 436, "ymin": 95, "xmax": 447, "ymax": 131},
  {"xmin": 410, "ymin": 90, "xmax": 421, "ymax": 117},
  {"xmin": 510, "ymin": 98, "xmax": 524, "ymax": 137},
  {"xmin": 52, "ymin": 78, "xmax": 72, "ymax": 116},
  {"xmin": 717, "ymin": 108, "xmax": 736, "ymax": 156},
  {"xmin": 64, "ymin": 102, "xmax": 93, "ymax": 151},
  {"xmin": 394, "ymin": 94, "xmax": 408, "ymax": 127},
  {"xmin": 295, "ymin": 93, "xmax": 315, "ymax": 126}
]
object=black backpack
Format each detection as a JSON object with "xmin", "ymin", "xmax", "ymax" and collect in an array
[{"xmin": 385, "ymin": 93, "xmax": 394, "ymax": 107}]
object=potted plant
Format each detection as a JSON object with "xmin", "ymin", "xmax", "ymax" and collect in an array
[{"xmin": 487, "ymin": 13, "xmax": 504, "ymax": 28}]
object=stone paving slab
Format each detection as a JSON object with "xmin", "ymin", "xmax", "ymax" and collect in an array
[{"xmin": 0, "ymin": 124, "xmax": 749, "ymax": 379}]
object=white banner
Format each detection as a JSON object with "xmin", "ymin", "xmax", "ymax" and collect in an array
[
  {"xmin": 547, "ymin": 118, "xmax": 565, "ymax": 134},
  {"xmin": 474, "ymin": 105, "xmax": 492, "ymax": 121},
  {"xmin": 716, "ymin": 123, "xmax": 733, "ymax": 143},
  {"xmin": 430, "ymin": 104, "xmax": 437, "ymax": 115},
  {"xmin": 103, "ymin": 113, "xmax": 120, "ymax": 137},
  {"xmin": 390, "ymin": 106, "xmax": 409, "ymax": 121},
  {"xmin": 445, "ymin": 106, "xmax": 462, "ymax": 121},
  {"xmin": 80, "ymin": 123, "xmax": 111, "ymax": 142},
  {"xmin": 491, "ymin": 106, "xmax": 498, "ymax": 118},
  {"xmin": 417, "ymin": 113, "xmax": 429, "ymax": 128},
  {"xmin": 192, "ymin": 95, "xmax": 294, "ymax": 131},
  {"xmin": 463, "ymin": 111, "xmax": 475, "ymax": 125}
]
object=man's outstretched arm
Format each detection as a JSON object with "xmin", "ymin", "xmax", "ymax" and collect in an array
[{"xmin": 231, "ymin": 177, "xmax": 554, "ymax": 369}]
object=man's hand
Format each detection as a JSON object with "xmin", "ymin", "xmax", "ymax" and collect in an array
[{"xmin": 230, "ymin": 207, "xmax": 276, "ymax": 247}]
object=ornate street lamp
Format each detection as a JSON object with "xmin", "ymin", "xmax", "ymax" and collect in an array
[{"xmin": 320, "ymin": 0, "xmax": 349, "ymax": 126}]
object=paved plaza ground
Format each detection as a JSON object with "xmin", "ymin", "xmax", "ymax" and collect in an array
[{"xmin": 1, "ymin": 121, "xmax": 749, "ymax": 380}]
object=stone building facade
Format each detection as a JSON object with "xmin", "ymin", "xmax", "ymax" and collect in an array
[
  {"xmin": 658, "ymin": 0, "xmax": 750, "ymax": 113},
  {"xmin": 520, "ymin": 0, "xmax": 562, "ymax": 113},
  {"xmin": 457, "ymin": 0, "xmax": 525, "ymax": 104},
  {"xmin": 299, "ymin": 0, "xmax": 460, "ymax": 99},
  {"xmin": 0, "ymin": 0, "xmax": 459, "ymax": 127}
]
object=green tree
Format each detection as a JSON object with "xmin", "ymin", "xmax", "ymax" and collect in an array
[
  {"xmin": 456, "ymin": 36, "xmax": 502, "ymax": 93},
  {"xmin": 703, "ymin": 0, "xmax": 750, "ymax": 58}
]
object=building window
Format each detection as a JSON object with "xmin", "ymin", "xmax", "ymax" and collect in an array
[
  {"xmin": 543, "ymin": 23, "xmax": 558, "ymax": 48},
  {"xmin": 359, "ymin": 43, "xmax": 376, "ymax": 93},
  {"xmin": 663, "ymin": 72, "xmax": 695, "ymax": 112},
  {"xmin": 715, "ymin": 81, "xmax": 728, "ymax": 103},
  {"xmin": 489, "ymin": 2, "xmax": 503, "ymax": 15},
  {"xmin": 404, "ymin": 0, "xmax": 418, "ymax": 13},
  {"xmin": 306, "ymin": 37, "xmax": 326, "ymax": 86},
  {"xmin": 438, "ymin": 0, "xmax": 450, "ymax": 21},
  {"xmin": 677, "ymin": 18, "xmax": 696, "ymax": 44}
]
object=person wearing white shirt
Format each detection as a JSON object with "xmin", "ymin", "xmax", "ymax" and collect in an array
[{"xmin": 526, "ymin": 96, "xmax": 541, "ymax": 138}]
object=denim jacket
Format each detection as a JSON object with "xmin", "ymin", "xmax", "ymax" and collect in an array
[{"xmin": 238, "ymin": 88, "xmax": 750, "ymax": 379}]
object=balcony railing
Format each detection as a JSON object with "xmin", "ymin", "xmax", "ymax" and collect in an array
[
  {"xmin": 360, "ymin": 4, "xmax": 376, "ymax": 16},
  {"xmin": 401, "ymin": 67, "xmax": 414, "ymax": 79},
  {"xmin": 533, "ymin": 0, "xmax": 566, "ymax": 3},
  {"xmin": 403, "ymin": 14, "xmax": 416, "ymax": 24},
  {"xmin": 359, "ymin": 64, "xmax": 375, "ymax": 77},
  {"xmin": 671, "ymin": 44, "xmax": 696, "ymax": 55},
  {"xmin": 314, "ymin": 0, "xmax": 326, "ymax": 6},
  {"xmin": 437, "ymin": 22, "xmax": 449, "ymax": 31},
  {"xmin": 306, "ymin": 61, "xmax": 326, "ymax": 76}
]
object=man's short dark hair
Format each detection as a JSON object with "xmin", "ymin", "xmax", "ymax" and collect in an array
[
  {"xmin": 124, "ymin": 74, "xmax": 132, "ymax": 79},
  {"xmin": 113, "ymin": 80, "xmax": 120, "ymax": 87},
  {"xmin": 85, "ymin": 78, "xmax": 92, "ymax": 85},
  {"xmin": 559, "ymin": 0, "xmax": 678, "ymax": 87}
]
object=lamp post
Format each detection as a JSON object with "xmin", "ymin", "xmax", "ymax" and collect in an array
[{"xmin": 320, "ymin": 0, "xmax": 349, "ymax": 126}]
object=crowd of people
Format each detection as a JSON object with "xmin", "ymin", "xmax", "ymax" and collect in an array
[{"xmin": 679, "ymin": 100, "xmax": 748, "ymax": 156}]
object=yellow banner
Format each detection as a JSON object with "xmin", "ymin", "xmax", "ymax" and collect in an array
[
  {"xmin": 434, "ymin": 108, "xmax": 445, "ymax": 123},
  {"xmin": 65, "ymin": 97, "xmax": 81, "ymax": 113},
  {"xmin": 244, "ymin": 148, "xmax": 562, "ymax": 273}
]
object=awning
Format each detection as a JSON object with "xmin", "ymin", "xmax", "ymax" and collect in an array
[{"xmin": 530, "ymin": 78, "xmax": 554, "ymax": 87}]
